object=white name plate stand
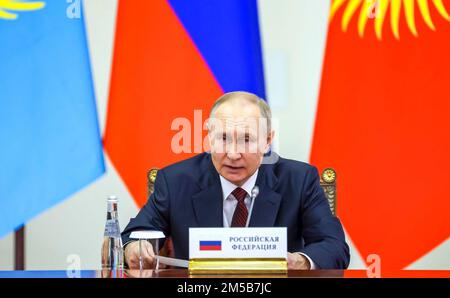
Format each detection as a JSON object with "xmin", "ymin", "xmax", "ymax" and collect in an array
[{"xmin": 189, "ymin": 227, "xmax": 287, "ymax": 275}]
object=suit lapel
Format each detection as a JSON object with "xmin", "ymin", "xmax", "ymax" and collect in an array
[
  {"xmin": 191, "ymin": 157, "xmax": 223, "ymax": 227},
  {"xmin": 249, "ymin": 164, "xmax": 282, "ymax": 227},
  {"xmin": 190, "ymin": 154, "xmax": 282, "ymax": 228}
]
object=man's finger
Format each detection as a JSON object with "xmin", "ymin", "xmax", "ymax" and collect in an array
[
  {"xmin": 139, "ymin": 241, "xmax": 155, "ymax": 268},
  {"xmin": 144, "ymin": 241, "xmax": 155, "ymax": 257},
  {"xmin": 143, "ymin": 255, "xmax": 154, "ymax": 268}
]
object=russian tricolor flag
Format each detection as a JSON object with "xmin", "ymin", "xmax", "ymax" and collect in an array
[
  {"xmin": 199, "ymin": 241, "xmax": 222, "ymax": 251},
  {"xmin": 104, "ymin": 0, "xmax": 266, "ymax": 208}
]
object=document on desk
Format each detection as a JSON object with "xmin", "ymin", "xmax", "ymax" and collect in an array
[{"xmin": 155, "ymin": 256, "xmax": 189, "ymax": 268}]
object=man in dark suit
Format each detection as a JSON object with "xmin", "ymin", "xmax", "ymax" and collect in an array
[{"xmin": 122, "ymin": 91, "xmax": 350, "ymax": 270}]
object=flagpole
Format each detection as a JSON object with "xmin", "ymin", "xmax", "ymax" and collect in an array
[{"xmin": 14, "ymin": 225, "xmax": 25, "ymax": 270}]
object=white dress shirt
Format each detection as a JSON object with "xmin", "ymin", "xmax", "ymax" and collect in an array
[
  {"xmin": 219, "ymin": 170, "xmax": 316, "ymax": 269},
  {"xmin": 221, "ymin": 170, "xmax": 258, "ymax": 228}
]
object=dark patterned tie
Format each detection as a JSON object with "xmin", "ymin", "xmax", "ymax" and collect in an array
[{"xmin": 231, "ymin": 187, "xmax": 248, "ymax": 227}]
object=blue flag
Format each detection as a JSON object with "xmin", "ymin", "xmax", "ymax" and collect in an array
[{"xmin": 0, "ymin": 1, "xmax": 105, "ymax": 237}]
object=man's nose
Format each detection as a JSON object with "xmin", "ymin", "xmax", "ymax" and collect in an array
[
  {"xmin": 227, "ymin": 151, "xmax": 241, "ymax": 160},
  {"xmin": 226, "ymin": 141, "xmax": 242, "ymax": 160}
]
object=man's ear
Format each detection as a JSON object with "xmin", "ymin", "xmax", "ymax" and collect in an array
[
  {"xmin": 205, "ymin": 118, "xmax": 214, "ymax": 150},
  {"xmin": 265, "ymin": 131, "xmax": 275, "ymax": 153},
  {"xmin": 206, "ymin": 129, "xmax": 215, "ymax": 152},
  {"xmin": 204, "ymin": 131, "xmax": 213, "ymax": 152},
  {"xmin": 267, "ymin": 130, "xmax": 275, "ymax": 145}
]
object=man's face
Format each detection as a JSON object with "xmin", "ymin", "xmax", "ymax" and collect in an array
[{"xmin": 208, "ymin": 101, "xmax": 273, "ymax": 186}]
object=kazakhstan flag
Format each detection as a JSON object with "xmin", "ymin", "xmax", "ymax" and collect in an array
[{"xmin": 0, "ymin": 1, "xmax": 105, "ymax": 237}]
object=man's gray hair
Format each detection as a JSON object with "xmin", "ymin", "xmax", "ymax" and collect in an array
[{"xmin": 208, "ymin": 91, "xmax": 272, "ymax": 133}]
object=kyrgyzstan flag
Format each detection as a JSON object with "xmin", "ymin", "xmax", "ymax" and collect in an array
[
  {"xmin": 104, "ymin": 0, "xmax": 265, "ymax": 207},
  {"xmin": 311, "ymin": 0, "xmax": 450, "ymax": 270}
]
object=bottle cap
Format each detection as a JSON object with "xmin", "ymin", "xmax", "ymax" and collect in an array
[
  {"xmin": 107, "ymin": 195, "xmax": 118, "ymax": 202},
  {"xmin": 130, "ymin": 231, "xmax": 166, "ymax": 240}
]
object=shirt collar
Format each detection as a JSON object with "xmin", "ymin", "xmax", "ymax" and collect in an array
[{"xmin": 219, "ymin": 169, "xmax": 259, "ymax": 200}]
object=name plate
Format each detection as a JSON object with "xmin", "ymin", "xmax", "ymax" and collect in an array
[{"xmin": 188, "ymin": 227, "xmax": 287, "ymax": 275}]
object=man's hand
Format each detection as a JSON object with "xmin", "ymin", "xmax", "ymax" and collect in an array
[
  {"xmin": 287, "ymin": 252, "xmax": 311, "ymax": 270},
  {"xmin": 124, "ymin": 241, "xmax": 155, "ymax": 269}
]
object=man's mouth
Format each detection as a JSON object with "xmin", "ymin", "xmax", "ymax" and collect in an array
[{"xmin": 224, "ymin": 165, "xmax": 244, "ymax": 170}]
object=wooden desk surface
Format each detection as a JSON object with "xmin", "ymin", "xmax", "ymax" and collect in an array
[{"xmin": 0, "ymin": 269, "xmax": 449, "ymax": 278}]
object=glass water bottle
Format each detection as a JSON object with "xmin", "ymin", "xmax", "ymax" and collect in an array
[{"xmin": 101, "ymin": 196, "xmax": 124, "ymax": 270}]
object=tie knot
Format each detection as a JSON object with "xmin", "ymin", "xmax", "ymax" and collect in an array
[{"xmin": 231, "ymin": 187, "xmax": 247, "ymax": 203}]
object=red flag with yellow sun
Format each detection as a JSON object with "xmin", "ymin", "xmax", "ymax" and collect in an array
[{"xmin": 311, "ymin": 0, "xmax": 450, "ymax": 270}]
